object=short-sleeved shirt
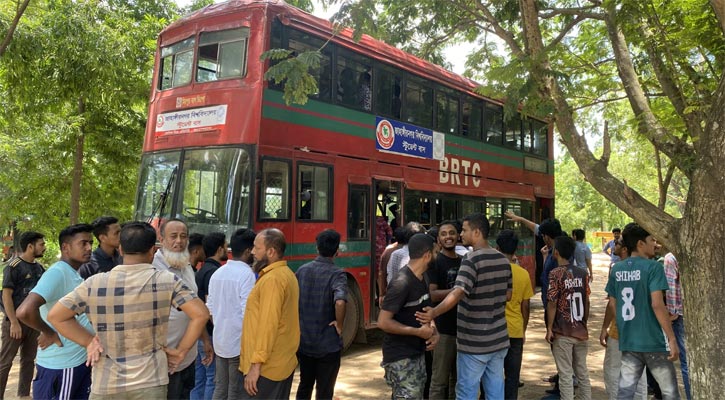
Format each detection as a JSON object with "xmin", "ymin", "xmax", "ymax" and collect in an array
[
  {"xmin": 196, "ymin": 258, "xmax": 220, "ymax": 336},
  {"xmin": 386, "ymin": 246, "xmax": 410, "ymax": 284},
  {"xmin": 2, "ymin": 257, "xmax": 44, "ymax": 309},
  {"xmin": 455, "ymin": 247, "xmax": 512, "ymax": 355},
  {"xmin": 540, "ymin": 252, "xmax": 558, "ymax": 306},
  {"xmin": 296, "ymin": 256, "xmax": 348, "ymax": 357},
  {"xmin": 604, "ymin": 240, "xmax": 621, "ymax": 263},
  {"xmin": 573, "ymin": 242, "xmax": 592, "ymax": 272},
  {"xmin": 381, "ymin": 266, "xmax": 431, "ymax": 364},
  {"xmin": 429, "ymin": 252, "xmax": 461, "ymax": 336},
  {"xmin": 59, "ymin": 263, "xmax": 196, "ymax": 395},
  {"xmin": 32, "ymin": 261, "xmax": 94, "ymax": 369},
  {"xmin": 662, "ymin": 253, "xmax": 682, "ymax": 316},
  {"xmin": 605, "ymin": 256, "xmax": 669, "ymax": 353},
  {"xmin": 79, "ymin": 247, "xmax": 122, "ymax": 279},
  {"xmin": 206, "ymin": 259, "xmax": 256, "ymax": 358},
  {"xmin": 547, "ymin": 265, "xmax": 589, "ymax": 341},
  {"xmin": 506, "ymin": 263, "xmax": 534, "ymax": 339}
]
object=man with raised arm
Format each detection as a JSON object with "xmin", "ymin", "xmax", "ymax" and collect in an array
[
  {"xmin": 240, "ymin": 228, "xmax": 299, "ymax": 399},
  {"xmin": 48, "ymin": 221, "xmax": 209, "ymax": 399},
  {"xmin": 17, "ymin": 225, "xmax": 93, "ymax": 400},
  {"xmin": 417, "ymin": 213, "xmax": 512, "ymax": 400}
]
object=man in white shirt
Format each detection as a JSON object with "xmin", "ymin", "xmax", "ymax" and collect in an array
[{"xmin": 206, "ymin": 229, "xmax": 257, "ymax": 399}]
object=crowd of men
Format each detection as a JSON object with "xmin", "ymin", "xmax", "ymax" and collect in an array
[{"xmin": 0, "ymin": 211, "xmax": 691, "ymax": 400}]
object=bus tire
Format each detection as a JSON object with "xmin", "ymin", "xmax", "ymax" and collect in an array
[{"xmin": 342, "ymin": 277, "xmax": 362, "ymax": 352}]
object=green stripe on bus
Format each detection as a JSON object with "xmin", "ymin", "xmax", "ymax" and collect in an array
[
  {"xmin": 263, "ymin": 90, "xmax": 549, "ymax": 171},
  {"xmin": 285, "ymin": 241, "xmax": 371, "ymax": 257},
  {"xmin": 288, "ymin": 255, "xmax": 372, "ymax": 271}
]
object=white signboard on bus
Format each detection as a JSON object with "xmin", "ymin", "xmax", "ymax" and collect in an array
[{"xmin": 155, "ymin": 105, "xmax": 227, "ymax": 135}]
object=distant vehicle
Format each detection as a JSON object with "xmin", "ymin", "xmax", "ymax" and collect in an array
[{"xmin": 135, "ymin": 0, "xmax": 554, "ymax": 349}]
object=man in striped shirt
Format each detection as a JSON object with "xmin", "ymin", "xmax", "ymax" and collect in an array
[{"xmin": 417, "ymin": 213, "xmax": 512, "ymax": 400}]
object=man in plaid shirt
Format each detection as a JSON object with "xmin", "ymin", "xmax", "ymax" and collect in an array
[{"xmin": 48, "ymin": 221, "xmax": 210, "ymax": 399}]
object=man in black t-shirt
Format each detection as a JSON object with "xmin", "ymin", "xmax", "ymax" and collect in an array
[
  {"xmin": 380, "ymin": 233, "xmax": 440, "ymax": 399},
  {"xmin": 0, "ymin": 231, "xmax": 46, "ymax": 398},
  {"xmin": 428, "ymin": 221, "xmax": 462, "ymax": 400}
]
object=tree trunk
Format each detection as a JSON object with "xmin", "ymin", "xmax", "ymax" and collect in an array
[
  {"xmin": 678, "ymin": 73, "xmax": 725, "ymax": 398},
  {"xmin": 69, "ymin": 99, "xmax": 86, "ymax": 224},
  {"xmin": 0, "ymin": 0, "xmax": 32, "ymax": 58}
]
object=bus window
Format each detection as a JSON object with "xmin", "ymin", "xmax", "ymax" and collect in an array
[
  {"xmin": 348, "ymin": 185, "xmax": 369, "ymax": 240},
  {"xmin": 375, "ymin": 67, "xmax": 402, "ymax": 119},
  {"xmin": 196, "ymin": 27, "xmax": 250, "ymax": 82},
  {"xmin": 178, "ymin": 148, "xmax": 252, "ymax": 235},
  {"xmin": 522, "ymin": 119, "xmax": 533, "ymax": 153},
  {"xmin": 505, "ymin": 115, "xmax": 523, "ymax": 150},
  {"xmin": 436, "ymin": 89, "xmax": 459, "ymax": 135},
  {"xmin": 336, "ymin": 49, "xmax": 372, "ymax": 111},
  {"xmin": 484, "ymin": 103, "xmax": 504, "ymax": 145},
  {"xmin": 260, "ymin": 159, "xmax": 290, "ymax": 220},
  {"xmin": 532, "ymin": 119, "xmax": 548, "ymax": 157},
  {"xmin": 135, "ymin": 151, "xmax": 181, "ymax": 222},
  {"xmin": 404, "ymin": 78, "xmax": 433, "ymax": 128},
  {"xmin": 404, "ymin": 194, "xmax": 431, "ymax": 229},
  {"xmin": 287, "ymin": 29, "xmax": 330, "ymax": 101},
  {"xmin": 297, "ymin": 164, "xmax": 332, "ymax": 221},
  {"xmin": 462, "ymin": 97, "xmax": 483, "ymax": 139},
  {"xmin": 487, "ymin": 198, "xmax": 503, "ymax": 238},
  {"xmin": 504, "ymin": 199, "xmax": 533, "ymax": 238},
  {"xmin": 159, "ymin": 37, "xmax": 195, "ymax": 90},
  {"xmin": 461, "ymin": 199, "xmax": 484, "ymax": 217}
]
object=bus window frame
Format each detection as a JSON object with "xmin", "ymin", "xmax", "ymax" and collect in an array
[
  {"xmin": 195, "ymin": 27, "xmax": 251, "ymax": 83},
  {"xmin": 158, "ymin": 36, "xmax": 196, "ymax": 91},
  {"xmin": 347, "ymin": 184, "xmax": 371, "ymax": 241},
  {"xmin": 295, "ymin": 161, "xmax": 334, "ymax": 222},
  {"xmin": 258, "ymin": 156, "xmax": 292, "ymax": 222}
]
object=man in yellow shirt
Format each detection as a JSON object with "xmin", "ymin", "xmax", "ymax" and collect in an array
[
  {"xmin": 497, "ymin": 230, "xmax": 534, "ymax": 400},
  {"xmin": 240, "ymin": 228, "xmax": 300, "ymax": 399}
]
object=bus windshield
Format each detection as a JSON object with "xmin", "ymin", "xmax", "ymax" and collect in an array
[{"xmin": 135, "ymin": 147, "xmax": 252, "ymax": 237}]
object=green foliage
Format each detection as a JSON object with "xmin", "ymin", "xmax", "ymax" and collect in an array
[
  {"xmin": 261, "ymin": 49, "xmax": 322, "ymax": 105},
  {"xmin": 0, "ymin": 0, "xmax": 175, "ymax": 249}
]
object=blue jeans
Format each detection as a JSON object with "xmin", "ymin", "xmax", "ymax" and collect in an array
[
  {"xmin": 190, "ymin": 339, "xmax": 215, "ymax": 400},
  {"xmin": 619, "ymin": 351, "xmax": 679, "ymax": 400},
  {"xmin": 456, "ymin": 349, "xmax": 506, "ymax": 400},
  {"xmin": 672, "ymin": 316, "xmax": 690, "ymax": 400}
]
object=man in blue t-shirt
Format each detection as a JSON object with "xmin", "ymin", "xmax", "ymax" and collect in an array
[
  {"xmin": 604, "ymin": 223, "xmax": 679, "ymax": 399},
  {"xmin": 17, "ymin": 224, "xmax": 96, "ymax": 400},
  {"xmin": 603, "ymin": 228, "xmax": 622, "ymax": 266}
]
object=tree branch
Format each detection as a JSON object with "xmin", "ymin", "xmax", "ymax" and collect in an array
[
  {"xmin": 538, "ymin": 6, "xmax": 603, "ymax": 20},
  {"xmin": 545, "ymin": 14, "xmax": 587, "ymax": 50},
  {"xmin": 0, "ymin": 0, "xmax": 32, "ymax": 58},
  {"xmin": 603, "ymin": 5, "xmax": 694, "ymax": 177},
  {"xmin": 601, "ymin": 120, "xmax": 610, "ymax": 168}
]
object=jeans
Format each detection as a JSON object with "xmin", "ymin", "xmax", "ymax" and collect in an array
[
  {"xmin": 296, "ymin": 351, "xmax": 341, "ymax": 400},
  {"xmin": 191, "ymin": 339, "xmax": 215, "ymax": 400},
  {"xmin": 552, "ymin": 336, "xmax": 591, "ymax": 400},
  {"xmin": 602, "ymin": 338, "xmax": 647, "ymax": 400},
  {"xmin": 456, "ymin": 349, "xmax": 506, "ymax": 400},
  {"xmin": 503, "ymin": 338, "xmax": 523, "ymax": 400},
  {"xmin": 430, "ymin": 334, "xmax": 457, "ymax": 400},
  {"xmin": 671, "ymin": 316, "xmax": 690, "ymax": 400},
  {"xmin": 619, "ymin": 352, "xmax": 679, "ymax": 400},
  {"xmin": 212, "ymin": 355, "xmax": 244, "ymax": 400}
]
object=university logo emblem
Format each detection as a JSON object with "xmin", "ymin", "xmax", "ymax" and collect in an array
[{"xmin": 376, "ymin": 119, "xmax": 395, "ymax": 149}]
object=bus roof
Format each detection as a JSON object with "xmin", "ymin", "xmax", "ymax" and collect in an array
[{"xmin": 164, "ymin": 0, "xmax": 504, "ymax": 106}]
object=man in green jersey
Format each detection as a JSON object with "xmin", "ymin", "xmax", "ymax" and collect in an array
[{"xmin": 604, "ymin": 223, "xmax": 679, "ymax": 399}]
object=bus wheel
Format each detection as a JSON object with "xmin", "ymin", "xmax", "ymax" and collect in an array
[{"xmin": 342, "ymin": 278, "xmax": 362, "ymax": 352}]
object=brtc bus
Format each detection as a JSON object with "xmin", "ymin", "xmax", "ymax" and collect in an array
[{"xmin": 135, "ymin": 0, "xmax": 555, "ymax": 348}]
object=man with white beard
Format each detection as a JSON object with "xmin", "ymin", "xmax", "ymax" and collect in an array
[{"xmin": 153, "ymin": 218, "xmax": 212, "ymax": 399}]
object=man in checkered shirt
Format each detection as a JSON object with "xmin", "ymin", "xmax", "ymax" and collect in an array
[{"xmin": 48, "ymin": 221, "xmax": 210, "ymax": 399}]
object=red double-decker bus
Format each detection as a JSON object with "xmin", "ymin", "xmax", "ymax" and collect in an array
[{"xmin": 135, "ymin": 0, "xmax": 554, "ymax": 348}]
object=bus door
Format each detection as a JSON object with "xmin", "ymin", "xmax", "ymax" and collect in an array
[{"xmin": 370, "ymin": 179, "xmax": 401, "ymax": 322}]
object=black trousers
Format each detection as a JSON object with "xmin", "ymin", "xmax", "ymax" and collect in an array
[
  {"xmin": 167, "ymin": 362, "xmax": 195, "ymax": 400},
  {"xmin": 504, "ymin": 338, "xmax": 524, "ymax": 400},
  {"xmin": 296, "ymin": 351, "xmax": 341, "ymax": 400},
  {"xmin": 241, "ymin": 372, "xmax": 294, "ymax": 399}
]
